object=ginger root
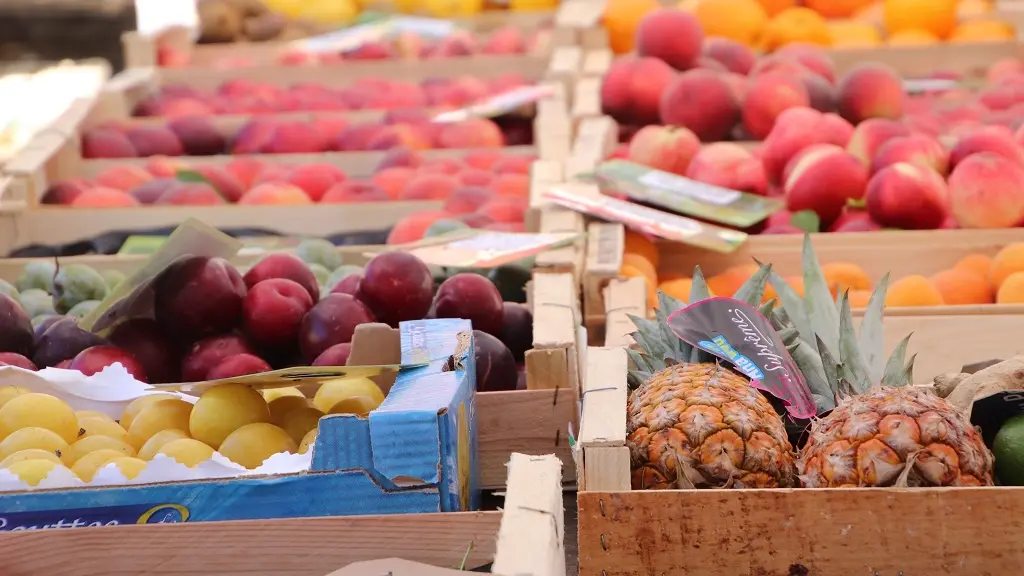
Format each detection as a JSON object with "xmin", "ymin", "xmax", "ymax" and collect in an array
[
  {"xmin": 934, "ymin": 372, "xmax": 970, "ymax": 398},
  {"xmin": 944, "ymin": 356, "xmax": 1024, "ymax": 418}
]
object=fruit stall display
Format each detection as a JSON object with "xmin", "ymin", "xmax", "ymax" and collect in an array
[
  {"xmin": 0, "ymin": 225, "xmax": 581, "ymax": 487},
  {"xmin": 602, "ymin": 0, "xmax": 1015, "ymax": 55},
  {"xmin": 0, "ymin": 451, "xmax": 563, "ymax": 574},
  {"xmin": 575, "ymin": 237, "xmax": 1024, "ymax": 575}
]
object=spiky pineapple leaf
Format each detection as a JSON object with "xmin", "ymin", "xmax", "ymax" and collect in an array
[
  {"xmin": 811, "ymin": 393, "xmax": 836, "ymax": 413},
  {"xmin": 837, "ymin": 294, "xmax": 872, "ymax": 393},
  {"xmin": 834, "ymin": 287, "xmax": 847, "ymax": 315},
  {"xmin": 801, "ymin": 234, "xmax": 841, "ymax": 357},
  {"xmin": 627, "ymin": 370, "xmax": 648, "ymax": 389},
  {"xmin": 857, "ymin": 273, "xmax": 890, "ymax": 383},
  {"xmin": 787, "ymin": 338, "xmax": 834, "ymax": 406},
  {"xmin": 881, "ymin": 333, "xmax": 912, "ymax": 386},
  {"xmin": 655, "ymin": 290, "xmax": 691, "ymax": 362},
  {"xmin": 625, "ymin": 347, "xmax": 652, "ymax": 372},
  {"xmin": 777, "ymin": 325, "xmax": 800, "ymax": 344},
  {"xmin": 733, "ymin": 263, "xmax": 772, "ymax": 306},
  {"xmin": 758, "ymin": 299, "xmax": 776, "ymax": 318},
  {"xmin": 903, "ymin": 353, "xmax": 917, "ymax": 385},
  {"xmin": 815, "ymin": 334, "xmax": 840, "ymax": 394},
  {"xmin": 767, "ymin": 269, "xmax": 818, "ymax": 355},
  {"xmin": 628, "ymin": 315, "xmax": 670, "ymax": 371},
  {"xmin": 689, "ymin": 266, "xmax": 711, "ymax": 303}
]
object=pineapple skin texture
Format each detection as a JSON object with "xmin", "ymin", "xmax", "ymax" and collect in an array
[
  {"xmin": 627, "ymin": 363, "xmax": 797, "ymax": 489},
  {"xmin": 798, "ymin": 386, "xmax": 995, "ymax": 487}
]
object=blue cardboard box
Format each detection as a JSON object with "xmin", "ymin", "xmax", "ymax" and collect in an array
[{"xmin": 0, "ymin": 319, "xmax": 478, "ymax": 529}]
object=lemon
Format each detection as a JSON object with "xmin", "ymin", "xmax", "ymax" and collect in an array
[
  {"xmin": 107, "ymin": 457, "xmax": 147, "ymax": 480},
  {"xmin": 0, "ymin": 449, "xmax": 62, "ymax": 468},
  {"xmin": 120, "ymin": 394, "xmax": 177, "ymax": 431},
  {"xmin": 262, "ymin": 387, "xmax": 305, "ymax": 402},
  {"xmin": 75, "ymin": 410, "xmax": 115, "ymax": 423},
  {"xmin": 137, "ymin": 429, "xmax": 190, "ymax": 461},
  {"xmin": 71, "ymin": 448, "xmax": 127, "ymax": 482},
  {"xmin": 0, "ymin": 427, "xmax": 69, "ymax": 461},
  {"xmin": 299, "ymin": 428, "xmax": 318, "ymax": 455},
  {"xmin": 0, "ymin": 386, "xmax": 27, "ymax": 409},
  {"xmin": 190, "ymin": 384, "xmax": 270, "ymax": 449},
  {"xmin": 279, "ymin": 407, "xmax": 324, "ymax": 444},
  {"xmin": 328, "ymin": 396, "xmax": 380, "ymax": 417},
  {"xmin": 126, "ymin": 399, "xmax": 193, "ymax": 450},
  {"xmin": 7, "ymin": 459, "xmax": 68, "ymax": 486},
  {"xmin": 0, "ymin": 393, "xmax": 79, "ymax": 443},
  {"xmin": 63, "ymin": 435, "xmax": 136, "ymax": 466},
  {"xmin": 313, "ymin": 377, "xmax": 385, "ymax": 413},
  {"xmin": 157, "ymin": 438, "xmax": 215, "ymax": 467},
  {"xmin": 219, "ymin": 423, "xmax": 297, "ymax": 469},
  {"xmin": 78, "ymin": 417, "xmax": 129, "ymax": 442},
  {"xmin": 268, "ymin": 396, "xmax": 311, "ymax": 424}
]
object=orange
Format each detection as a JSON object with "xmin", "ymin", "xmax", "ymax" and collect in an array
[
  {"xmin": 659, "ymin": 278, "xmax": 694, "ymax": 302},
  {"xmin": 991, "ymin": 244, "xmax": 1024, "ymax": 289},
  {"xmin": 821, "ymin": 263, "xmax": 872, "ymax": 291},
  {"xmin": 930, "ymin": 268, "xmax": 994, "ymax": 305},
  {"xmin": 756, "ymin": 0, "xmax": 796, "ymax": 17},
  {"xmin": 886, "ymin": 28, "xmax": 940, "ymax": 45},
  {"xmin": 828, "ymin": 20, "xmax": 883, "ymax": 48},
  {"xmin": 954, "ymin": 253, "xmax": 994, "ymax": 285},
  {"xmin": 692, "ymin": 0, "xmax": 769, "ymax": 46},
  {"xmin": 619, "ymin": 264, "xmax": 657, "ymax": 309},
  {"xmin": 621, "ymin": 254, "xmax": 658, "ymax": 285},
  {"xmin": 623, "ymin": 230, "xmax": 660, "ymax": 269},
  {"xmin": 804, "ymin": 0, "xmax": 875, "ymax": 18},
  {"xmin": 885, "ymin": 275, "xmax": 945, "ymax": 307},
  {"xmin": 958, "ymin": 0, "xmax": 994, "ymax": 17},
  {"xmin": 883, "ymin": 0, "xmax": 958, "ymax": 39},
  {"xmin": 847, "ymin": 289, "xmax": 873, "ymax": 308},
  {"xmin": 759, "ymin": 7, "xmax": 833, "ymax": 52},
  {"xmin": 602, "ymin": 0, "xmax": 660, "ymax": 54},
  {"xmin": 949, "ymin": 19, "xmax": 1015, "ymax": 43},
  {"xmin": 997, "ymin": 272, "xmax": 1024, "ymax": 304}
]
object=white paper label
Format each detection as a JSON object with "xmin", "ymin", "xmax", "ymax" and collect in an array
[
  {"xmin": 389, "ymin": 17, "xmax": 457, "ymax": 38},
  {"xmin": 135, "ymin": 0, "xmax": 199, "ymax": 37},
  {"xmin": 636, "ymin": 171, "xmax": 742, "ymax": 206},
  {"xmin": 291, "ymin": 21, "xmax": 394, "ymax": 54},
  {"xmin": 433, "ymin": 85, "xmax": 554, "ymax": 123}
]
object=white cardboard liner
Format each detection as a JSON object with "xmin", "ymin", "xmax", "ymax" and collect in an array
[{"xmin": 0, "ymin": 365, "xmax": 312, "ymax": 492}]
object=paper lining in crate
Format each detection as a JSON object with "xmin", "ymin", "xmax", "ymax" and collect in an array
[{"xmin": 0, "ymin": 453, "xmax": 564, "ymax": 575}]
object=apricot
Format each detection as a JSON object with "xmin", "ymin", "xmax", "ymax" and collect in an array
[
  {"xmin": 658, "ymin": 278, "xmax": 693, "ymax": 302},
  {"xmin": 836, "ymin": 64, "xmax": 904, "ymax": 124},
  {"xmin": 885, "ymin": 275, "xmax": 944, "ymax": 307},
  {"xmin": 990, "ymin": 243, "xmax": 1024, "ymax": 289},
  {"xmin": 847, "ymin": 289, "xmax": 873, "ymax": 308},
  {"xmin": 930, "ymin": 268, "xmax": 993, "ymax": 305},
  {"xmin": 635, "ymin": 8, "xmax": 704, "ymax": 71},
  {"xmin": 659, "ymin": 69, "xmax": 739, "ymax": 141},
  {"xmin": 821, "ymin": 262, "xmax": 871, "ymax": 291},
  {"xmin": 954, "ymin": 253, "xmax": 993, "ymax": 282},
  {"xmin": 624, "ymin": 230, "xmax": 660, "ymax": 269},
  {"xmin": 996, "ymin": 272, "xmax": 1024, "ymax": 304}
]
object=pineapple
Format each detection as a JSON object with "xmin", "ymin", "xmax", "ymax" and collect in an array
[
  {"xmin": 626, "ymin": 265, "xmax": 798, "ymax": 489},
  {"xmin": 626, "ymin": 235, "xmax": 995, "ymax": 490}
]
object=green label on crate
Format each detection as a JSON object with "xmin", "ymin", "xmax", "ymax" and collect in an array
[
  {"xmin": 118, "ymin": 236, "xmax": 169, "ymax": 256},
  {"xmin": 590, "ymin": 160, "xmax": 784, "ymax": 228}
]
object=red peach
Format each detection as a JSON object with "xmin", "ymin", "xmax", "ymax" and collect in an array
[
  {"xmin": 482, "ymin": 26, "xmax": 526, "ymax": 55},
  {"xmin": 372, "ymin": 167, "xmax": 416, "ymax": 199},
  {"xmin": 463, "ymin": 150, "xmax": 502, "ymax": 170},
  {"xmin": 870, "ymin": 134, "xmax": 949, "ymax": 176},
  {"xmin": 264, "ymin": 122, "xmax": 327, "ymax": 154},
  {"xmin": 635, "ymin": 8, "xmax": 704, "ymax": 71},
  {"xmin": 845, "ymin": 119, "xmax": 911, "ymax": 165},
  {"xmin": 129, "ymin": 179, "xmax": 177, "ymax": 204},
  {"xmin": 41, "ymin": 179, "xmax": 90, "ymax": 205},
  {"xmin": 398, "ymin": 174, "xmax": 459, "ymax": 200},
  {"xmin": 82, "ymin": 128, "xmax": 137, "ymax": 158},
  {"xmin": 95, "ymin": 166, "xmax": 153, "ymax": 192},
  {"xmin": 457, "ymin": 169, "xmax": 494, "ymax": 187},
  {"xmin": 387, "ymin": 211, "xmax": 449, "ymax": 244},
  {"xmin": 70, "ymin": 187, "xmax": 140, "ymax": 207},
  {"xmin": 701, "ymin": 38, "xmax": 756, "ymax": 75},
  {"xmin": 145, "ymin": 155, "xmax": 188, "ymax": 178},
  {"xmin": 224, "ymin": 158, "xmax": 267, "ymax": 189},
  {"xmin": 126, "ymin": 126, "xmax": 184, "ymax": 157},
  {"xmin": 244, "ymin": 253, "xmax": 319, "ymax": 302},
  {"xmin": 478, "ymin": 196, "xmax": 528, "ymax": 223},
  {"xmin": 444, "ymin": 186, "xmax": 495, "ymax": 214},
  {"xmin": 366, "ymin": 124, "xmax": 432, "ymax": 151},
  {"xmin": 334, "ymin": 123, "xmax": 381, "ymax": 152},
  {"xmin": 742, "ymin": 73, "xmax": 810, "ymax": 140},
  {"xmin": 156, "ymin": 182, "xmax": 226, "ymax": 205},
  {"xmin": 774, "ymin": 43, "xmax": 836, "ymax": 83},
  {"xmin": 759, "ymin": 107, "xmax": 824, "ymax": 184},
  {"xmin": 784, "ymin": 144, "xmax": 868, "ymax": 225},
  {"xmin": 836, "ymin": 63, "xmax": 904, "ymax": 124},
  {"xmin": 659, "ymin": 69, "xmax": 739, "ymax": 141},
  {"xmin": 285, "ymin": 163, "xmax": 348, "ymax": 202},
  {"xmin": 375, "ymin": 147, "xmax": 424, "ymax": 171},
  {"xmin": 820, "ymin": 113, "xmax": 855, "ymax": 147},
  {"xmin": 181, "ymin": 335, "xmax": 253, "ymax": 382},
  {"xmin": 987, "ymin": 58, "xmax": 1024, "ymax": 85},
  {"xmin": 947, "ymin": 152, "xmax": 1024, "ymax": 229},
  {"xmin": 948, "ymin": 125, "xmax": 1024, "ymax": 170},
  {"xmin": 168, "ymin": 116, "xmax": 225, "ymax": 156},
  {"xmin": 491, "ymin": 155, "xmax": 534, "ymax": 175},
  {"xmin": 230, "ymin": 119, "xmax": 278, "ymax": 154},
  {"xmin": 627, "ymin": 124, "xmax": 701, "ymax": 176},
  {"xmin": 207, "ymin": 354, "xmax": 272, "ymax": 380},
  {"xmin": 436, "ymin": 119, "xmax": 504, "ymax": 149},
  {"xmin": 801, "ymin": 73, "xmax": 836, "ymax": 113},
  {"xmin": 602, "ymin": 55, "xmax": 677, "ymax": 125},
  {"xmin": 243, "ymin": 278, "xmax": 314, "ymax": 348},
  {"xmin": 490, "ymin": 173, "xmax": 530, "ymax": 198},
  {"xmin": 195, "ymin": 165, "xmax": 246, "ymax": 202},
  {"xmin": 312, "ymin": 343, "xmax": 351, "ymax": 367},
  {"xmin": 685, "ymin": 143, "xmax": 767, "ymax": 195},
  {"xmin": 321, "ymin": 181, "xmax": 390, "ymax": 203},
  {"xmin": 238, "ymin": 182, "xmax": 313, "ymax": 205},
  {"xmin": 865, "ymin": 163, "xmax": 949, "ymax": 230}
]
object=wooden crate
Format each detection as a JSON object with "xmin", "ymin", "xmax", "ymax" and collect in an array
[
  {"xmin": 574, "ymin": 346, "xmax": 1023, "ymax": 576},
  {"xmin": 0, "ymin": 452, "xmax": 565, "ymax": 576},
  {"xmin": 0, "ymin": 243, "xmax": 582, "ymax": 489},
  {"xmin": 583, "ymin": 222, "xmax": 1024, "ymax": 335}
]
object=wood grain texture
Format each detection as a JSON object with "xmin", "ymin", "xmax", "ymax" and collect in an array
[
  {"xmin": 0, "ymin": 510, "xmax": 501, "ymax": 576},
  {"xmin": 478, "ymin": 389, "xmax": 577, "ymax": 489},
  {"xmin": 578, "ymin": 488, "xmax": 1024, "ymax": 576}
]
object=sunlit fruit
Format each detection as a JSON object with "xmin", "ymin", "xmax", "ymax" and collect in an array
[
  {"xmin": 0, "ymin": 448, "xmax": 62, "ymax": 468},
  {"xmin": 70, "ymin": 448, "xmax": 126, "ymax": 482},
  {"xmin": 299, "ymin": 428, "xmax": 318, "ymax": 454},
  {"xmin": 0, "ymin": 427, "xmax": 69, "ymax": 461},
  {"xmin": 278, "ymin": 407, "xmax": 324, "ymax": 443},
  {"xmin": 126, "ymin": 398, "xmax": 193, "ymax": 449},
  {"xmin": 77, "ymin": 417, "xmax": 129, "ymax": 442},
  {"xmin": 0, "ymin": 393, "xmax": 79, "ymax": 443},
  {"xmin": 0, "ymin": 386, "xmax": 26, "ymax": 409},
  {"xmin": 262, "ymin": 386, "xmax": 305, "ymax": 402},
  {"xmin": 7, "ymin": 459, "xmax": 68, "ymax": 486},
  {"xmin": 189, "ymin": 384, "xmax": 270, "ymax": 449},
  {"xmin": 138, "ymin": 429, "xmax": 189, "ymax": 460},
  {"xmin": 313, "ymin": 377, "xmax": 385, "ymax": 413},
  {"xmin": 63, "ymin": 435, "xmax": 136, "ymax": 466},
  {"xmin": 157, "ymin": 438, "xmax": 215, "ymax": 467},
  {"xmin": 75, "ymin": 410, "xmax": 115, "ymax": 423},
  {"xmin": 107, "ymin": 456, "xmax": 148, "ymax": 479},
  {"xmin": 328, "ymin": 396, "xmax": 380, "ymax": 416},
  {"xmin": 218, "ymin": 423, "xmax": 297, "ymax": 469},
  {"xmin": 120, "ymin": 393, "xmax": 177, "ymax": 431},
  {"xmin": 268, "ymin": 395, "xmax": 311, "ymax": 424}
]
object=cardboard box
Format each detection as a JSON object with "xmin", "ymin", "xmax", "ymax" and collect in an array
[
  {"xmin": 0, "ymin": 453, "xmax": 564, "ymax": 576},
  {"xmin": 0, "ymin": 317, "xmax": 478, "ymax": 524}
]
